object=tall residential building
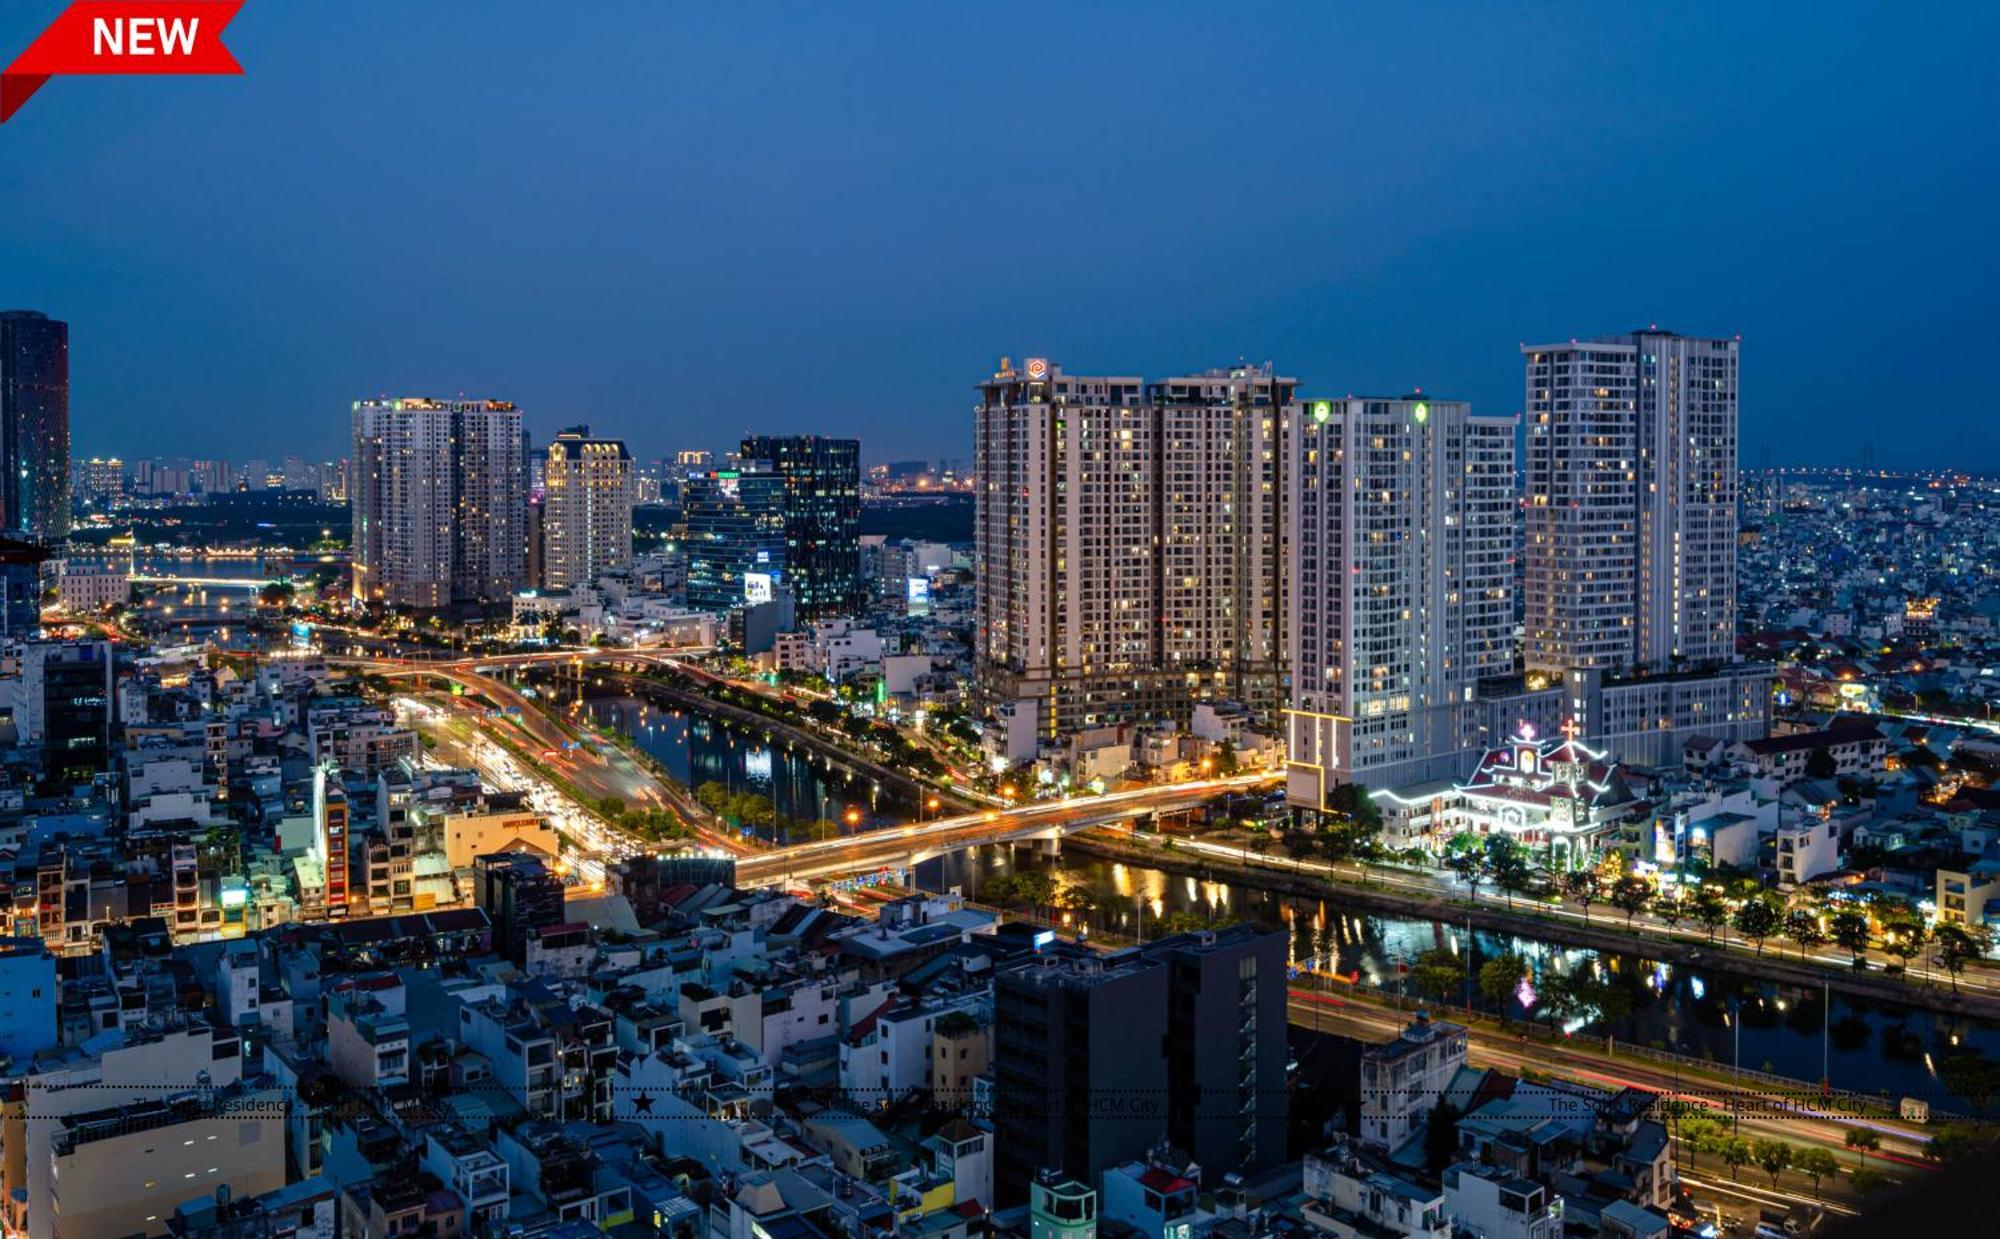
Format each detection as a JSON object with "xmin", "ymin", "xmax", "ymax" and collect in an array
[
  {"xmin": 974, "ymin": 358, "xmax": 1291, "ymax": 739},
  {"xmin": 683, "ymin": 464, "xmax": 787, "ymax": 612},
  {"xmin": 1523, "ymin": 330, "xmax": 1739, "ymax": 675},
  {"xmin": 0, "ymin": 311, "xmax": 70, "ymax": 545},
  {"xmin": 1286, "ymin": 397, "xmax": 1517, "ymax": 799},
  {"xmin": 313, "ymin": 763, "xmax": 351, "ymax": 919},
  {"xmin": 191, "ymin": 458, "xmax": 234, "ymax": 494},
  {"xmin": 740, "ymin": 435, "xmax": 862, "ymax": 617},
  {"xmin": 542, "ymin": 426, "xmax": 635, "ymax": 589},
  {"xmin": 81, "ymin": 457, "xmax": 124, "ymax": 508},
  {"xmin": 348, "ymin": 398, "xmax": 525, "ymax": 607}
]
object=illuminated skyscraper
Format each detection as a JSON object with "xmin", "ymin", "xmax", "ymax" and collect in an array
[
  {"xmin": 1523, "ymin": 331, "xmax": 1738, "ymax": 674},
  {"xmin": 542, "ymin": 426, "xmax": 635, "ymax": 589},
  {"xmin": 1285, "ymin": 396, "xmax": 1517, "ymax": 801},
  {"xmin": 349, "ymin": 398, "xmax": 525, "ymax": 607},
  {"xmin": 740, "ymin": 435, "xmax": 860, "ymax": 618},
  {"xmin": 0, "ymin": 311, "xmax": 70, "ymax": 545},
  {"xmin": 973, "ymin": 358, "xmax": 1291, "ymax": 737},
  {"xmin": 683, "ymin": 463, "xmax": 786, "ymax": 612}
]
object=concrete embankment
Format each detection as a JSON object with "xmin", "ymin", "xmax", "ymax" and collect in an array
[{"xmin": 1064, "ymin": 832, "xmax": 2000, "ymax": 1021}]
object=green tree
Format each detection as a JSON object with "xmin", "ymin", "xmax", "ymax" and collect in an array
[
  {"xmin": 1611, "ymin": 874, "xmax": 1653, "ymax": 927},
  {"xmin": 1831, "ymin": 909, "xmax": 1872, "ymax": 965},
  {"xmin": 1844, "ymin": 1127, "xmax": 1880, "ymax": 1167},
  {"xmin": 1538, "ymin": 969, "xmax": 1584, "ymax": 1028},
  {"xmin": 1486, "ymin": 837, "xmax": 1534, "ymax": 911},
  {"xmin": 1652, "ymin": 889, "xmax": 1687, "ymax": 934},
  {"xmin": 1719, "ymin": 1136, "xmax": 1753, "ymax": 1181},
  {"xmin": 1449, "ymin": 850, "xmax": 1486, "ymax": 902},
  {"xmin": 1012, "ymin": 871, "xmax": 1059, "ymax": 916},
  {"xmin": 1783, "ymin": 908, "xmax": 1827, "ymax": 961},
  {"xmin": 1733, "ymin": 895, "xmax": 1783, "ymax": 957},
  {"xmin": 1933, "ymin": 923, "xmax": 1990, "ymax": 993},
  {"xmin": 1885, "ymin": 916, "xmax": 1929, "ymax": 978},
  {"xmin": 1562, "ymin": 869, "xmax": 1601, "ymax": 922},
  {"xmin": 1445, "ymin": 831, "xmax": 1483, "ymax": 857},
  {"xmin": 1054, "ymin": 885, "xmax": 1098, "ymax": 924},
  {"xmin": 1478, "ymin": 953, "xmax": 1528, "ymax": 1024},
  {"xmin": 1805, "ymin": 747, "xmax": 1838, "ymax": 780},
  {"xmin": 1692, "ymin": 887, "xmax": 1730, "ymax": 943},
  {"xmin": 1678, "ymin": 1117, "xmax": 1726, "ymax": 1174},
  {"xmin": 1753, "ymin": 1138, "xmax": 1793, "ymax": 1188},
  {"xmin": 1793, "ymin": 1146, "xmax": 1840, "ymax": 1198},
  {"xmin": 694, "ymin": 781, "xmax": 734, "ymax": 816},
  {"xmin": 1410, "ymin": 948, "xmax": 1466, "ymax": 1005}
]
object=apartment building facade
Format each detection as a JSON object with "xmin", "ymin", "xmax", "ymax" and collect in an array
[
  {"xmin": 974, "ymin": 358, "xmax": 1291, "ymax": 739},
  {"xmin": 1287, "ymin": 396, "xmax": 1517, "ymax": 802},
  {"xmin": 1523, "ymin": 332, "xmax": 1738, "ymax": 674},
  {"xmin": 349, "ymin": 397, "xmax": 526, "ymax": 607}
]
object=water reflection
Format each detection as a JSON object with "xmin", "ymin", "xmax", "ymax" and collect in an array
[
  {"xmin": 587, "ymin": 696, "xmax": 906, "ymax": 833},
  {"xmin": 922, "ymin": 846, "xmax": 2000, "ymax": 1105}
]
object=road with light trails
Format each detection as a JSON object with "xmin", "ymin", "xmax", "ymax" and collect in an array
[
  {"xmin": 339, "ymin": 650, "xmax": 1279, "ymax": 884},
  {"xmin": 397, "ymin": 687, "xmax": 751, "ymax": 863},
  {"xmin": 733, "ymin": 773, "xmax": 1279, "ymax": 886},
  {"xmin": 1287, "ymin": 986, "xmax": 1931, "ymax": 1214}
]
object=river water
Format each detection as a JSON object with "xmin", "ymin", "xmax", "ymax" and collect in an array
[
  {"xmin": 585, "ymin": 696, "xmax": 909, "ymax": 839},
  {"xmin": 579, "ymin": 690, "xmax": 2000, "ymax": 1109},
  {"xmin": 76, "ymin": 550, "xmax": 285, "ymax": 650},
  {"xmin": 921, "ymin": 845, "xmax": 2000, "ymax": 1109}
]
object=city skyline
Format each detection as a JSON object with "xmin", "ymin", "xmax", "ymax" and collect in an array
[
  {"xmin": 7, "ymin": 4, "xmax": 1997, "ymax": 469},
  {"xmin": 3, "ymin": 8, "xmax": 1997, "ymax": 1232}
]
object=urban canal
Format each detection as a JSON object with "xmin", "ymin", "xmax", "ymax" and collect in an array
[
  {"xmin": 576, "ymin": 690, "xmax": 2000, "ymax": 1109},
  {"xmin": 923, "ymin": 846, "xmax": 2000, "ymax": 1111}
]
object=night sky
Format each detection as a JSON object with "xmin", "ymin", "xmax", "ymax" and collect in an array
[{"xmin": 4, "ymin": 2, "xmax": 1995, "ymax": 468}]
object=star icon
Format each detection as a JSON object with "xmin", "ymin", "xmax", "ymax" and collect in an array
[{"xmin": 632, "ymin": 1092, "xmax": 656, "ymax": 1114}]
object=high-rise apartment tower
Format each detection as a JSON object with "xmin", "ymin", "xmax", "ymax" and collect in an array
[
  {"xmin": 0, "ymin": 311, "xmax": 70, "ymax": 545},
  {"xmin": 542, "ymin": 426, "xmax": 635, "ymax": 589},
  {"xmin": 974, "ymin": 358, "xmax": 1291, "ymax": 737},
  {"xmin": 1285, "ymin": 396, "xmax": 1516, "ymax": 800},
  {"xmin": 349, "ymin": 398, "xmax": 526, "ymax": 607},
  {"xmin": 1523, "ymin": 331, "xmax": 1738, "ymax": 675}
]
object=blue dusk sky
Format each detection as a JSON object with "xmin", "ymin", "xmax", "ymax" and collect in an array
[{"xmin": 2, "ymin": 1, "xmax": 1995, "ymax": 468}]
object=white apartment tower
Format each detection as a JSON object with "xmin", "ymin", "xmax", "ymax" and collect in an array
[
  {"xmin": 542, "ymin": 426, "xmax": 635, "ymax": 589},
  {"xmin": 349, "ymin": 398, "xmax": 526, "ymax": 607},
  {"xmin": 1285, "ymin": 397, "xmax": 1516, "ymax": 804},
  {"xmin": 1523, "ymin": 331, "xmax": 1738, "ymax": 675},
  {"xmin": 974, "ymin": 358, "xmax": 1291, "ymax": 738}
]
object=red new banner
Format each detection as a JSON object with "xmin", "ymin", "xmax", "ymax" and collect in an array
[{"xmin": 2, "ymin": 0, "xmax": 244, "ymax": 122}]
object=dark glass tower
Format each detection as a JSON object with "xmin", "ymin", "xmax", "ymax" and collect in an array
[
  {"xmin": 0, "ymin": 311, "xmax": 70, "ymax": 545},
  {"xmin": 0, "ymin": 537, "xmax": 49, "ymax": 638},
  {"xmin": 740, "ymin": 435, "xmax": 861, "ymax": 617},
  {"xmin": 683, "ymin": 464, "xmax": 788, "ymax": 612}
]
